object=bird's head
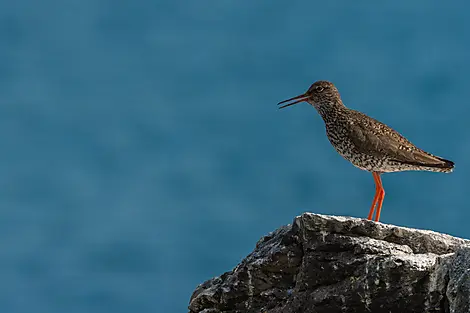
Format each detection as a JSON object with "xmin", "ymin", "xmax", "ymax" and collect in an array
[{"xmin": 278, "ymin": 81, "xmax": 342, "ymax": 111}]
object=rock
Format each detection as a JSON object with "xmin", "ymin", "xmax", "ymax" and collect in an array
[{"xmin": 188, "ymin": 213, "xmax": 470, "ymax": 313}]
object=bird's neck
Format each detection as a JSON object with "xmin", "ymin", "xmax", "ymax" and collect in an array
[{"xmin": 313, "ymin": 99, "xmax": 346, "ymax": 121}]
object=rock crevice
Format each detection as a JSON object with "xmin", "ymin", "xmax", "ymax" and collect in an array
[{"xmin": 189, "ymin": 213, "xmax": 470, "ymax": 313}]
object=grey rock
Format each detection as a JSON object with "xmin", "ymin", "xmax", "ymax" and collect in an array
[
  {"xmin": 446, "ymin": 247, "xmax": 470, "ymax": 313},
  {"xmin": 189, "ymin": 213, "xmax": 470, "ymax": 313}
]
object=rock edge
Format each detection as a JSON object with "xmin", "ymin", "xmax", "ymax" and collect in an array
[{"xmin": 189, "ymin": 213, "xmax": 470, "ymax": 313}]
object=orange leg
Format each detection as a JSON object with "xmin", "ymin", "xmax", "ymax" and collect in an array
[
  {"xmin": 367, "ymin": 172, "xmax": 381, "ymax": 220},
  {"xmin": 374, "ymin": 174, "xmax": 385, "ymax": 222}
]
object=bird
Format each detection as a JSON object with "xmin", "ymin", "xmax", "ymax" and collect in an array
[{"xmin": 278, "ymin": 80, "xmax": 454, "ymax": 222}]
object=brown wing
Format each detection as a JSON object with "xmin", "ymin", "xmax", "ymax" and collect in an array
[{"xmin": 347, "ymin": 110, "xmax": 452, "ymax": 168}]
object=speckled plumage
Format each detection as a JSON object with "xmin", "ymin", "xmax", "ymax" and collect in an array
[
  {"xmin": 278, "ymin": 80, "xmax": 454, "ymax": 222},
  {"xmin": 281, "ymin": 80, "xmax": 454, "ymax": 174}
]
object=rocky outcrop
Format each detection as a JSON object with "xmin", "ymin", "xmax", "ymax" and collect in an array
[{"xmin": 189, "ymin": 213, "xmax": 470, "ymax": 313}]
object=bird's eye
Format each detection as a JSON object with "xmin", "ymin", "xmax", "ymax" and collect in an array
[{"xmin": 316, "ymin": 86, "xmax": 324, "ymax": 92}]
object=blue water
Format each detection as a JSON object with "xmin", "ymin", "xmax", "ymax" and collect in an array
[{"xmin": 1, "ymin": 1, "xmax": 470, "ymax": 312}]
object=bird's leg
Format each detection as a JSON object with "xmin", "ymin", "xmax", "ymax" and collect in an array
[
  {"xmin": 367, "ymin": 172, "xmax": 381, "ymax": 220},
  {"xmin": 374, "ymin": 174, "xmax": 385, "ymax": 222}
]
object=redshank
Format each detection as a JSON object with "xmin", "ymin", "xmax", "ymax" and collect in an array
[{"xmin": 278, "ymin": 81, "xmax": 454, "ymax": 222}]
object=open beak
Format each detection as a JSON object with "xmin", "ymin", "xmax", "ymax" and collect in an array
[{"xmin": 277, "ymin": 94, "xmax": 309, "ymax": 109}]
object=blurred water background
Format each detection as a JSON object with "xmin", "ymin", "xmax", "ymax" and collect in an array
[{"xmin": 1, "ymin": 1, "xmax": 469, "ymax": 312}]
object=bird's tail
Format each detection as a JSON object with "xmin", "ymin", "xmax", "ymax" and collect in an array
[
  {"xmin": 433, "ymin": 157, "xmax": 454, "ymax": 173},
  {"xmin": 416, "ymin": 156, "xmax": 454, "ymax": 173},
  {"xmin": 395, "ymin": 156, "xmax": 454, "ymax": 173}
]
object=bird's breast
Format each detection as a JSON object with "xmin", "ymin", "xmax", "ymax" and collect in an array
[{"xmin": 324, "ymin": 123, "xmax": 384, "ymax": 172}]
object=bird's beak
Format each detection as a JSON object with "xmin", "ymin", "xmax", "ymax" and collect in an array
[{"xmin": 277, "ymin": 94, "xmax": 309, "ymax": 109}]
